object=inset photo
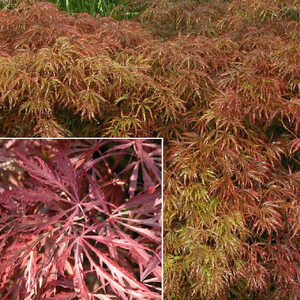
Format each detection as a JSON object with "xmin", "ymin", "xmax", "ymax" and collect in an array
[{"xmin": 0, "ymin": 138, "xmax": 162, "ymax": 300}]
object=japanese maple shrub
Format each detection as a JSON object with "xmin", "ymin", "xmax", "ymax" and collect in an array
[
  {"xmin": 0, "ymin": 0, "xmax": 299, "ymax": 298},
  {"xmin": 0, "ymin": 138, "xmax": 162, "ymax": 300}
]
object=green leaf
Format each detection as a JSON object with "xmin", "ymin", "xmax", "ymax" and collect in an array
[{"xmin": 114, "ymin": 94, "xmax": 129, "ymax": 104}]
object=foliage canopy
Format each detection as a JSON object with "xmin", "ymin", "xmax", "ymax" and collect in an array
[{"xmin": 0, "ymin": 0, "xmax": 299, "ymax": 299}]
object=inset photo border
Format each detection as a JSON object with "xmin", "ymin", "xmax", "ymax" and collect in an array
[{"xmin": 0, "ymin": 138, "xmax": 163, "ymax": 300}]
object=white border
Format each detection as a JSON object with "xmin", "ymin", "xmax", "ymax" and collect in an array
[
  {"xmin": 0, "ymin": 137, "xmax": 164, "ymax": 140},
  {"xmin": 161, "ymin": 137, "xmax": 164, "ymax": 300}
]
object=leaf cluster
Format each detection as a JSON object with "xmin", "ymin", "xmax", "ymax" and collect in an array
[{"xmin": 0, "ymin": 139, "xmax": 162, "ymax": 300}]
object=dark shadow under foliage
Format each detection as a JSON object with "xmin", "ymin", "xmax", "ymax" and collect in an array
[{"xmin": 0, "ymin": 0, "xmax": 299, "ymax": 299}]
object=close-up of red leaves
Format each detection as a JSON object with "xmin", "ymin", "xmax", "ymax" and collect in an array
[{"xmin": 0, "ymin": 139, "xmax": 162, "ymax": 300}]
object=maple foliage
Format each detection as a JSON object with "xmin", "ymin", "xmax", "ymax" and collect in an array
[
  {"xmin": 0, "ymin": 139, "xmax": 162, "ymax": 300},
  {"xmin": 0, "ymin": 0, "xmax": 299, "ymax": 299},
  {"xmin": 160, "ymin": 1, "xmax": 300, "ymax": 299}
]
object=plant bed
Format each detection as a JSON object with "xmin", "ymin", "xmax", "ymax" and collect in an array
[{"xmin": 0, "ymin": 0, "xmax": 299, "ymax": 299}]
